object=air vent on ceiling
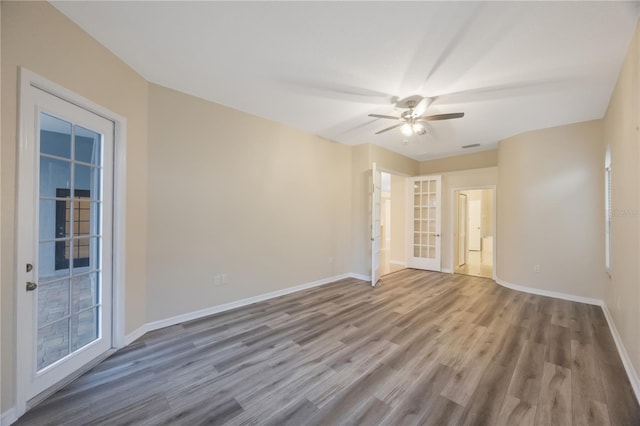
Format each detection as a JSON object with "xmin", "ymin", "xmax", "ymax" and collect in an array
[{"xmin": 462, "ymin": 144, "xmax": 481, "ymax": 149}]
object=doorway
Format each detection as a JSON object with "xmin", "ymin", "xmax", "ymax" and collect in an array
[
  {"xmin": 15, "ymin": 70, "xmax": 125, "ymax": 415},
  {"xmin": 379, "ymin": 172, "xmax": 408, "ymax": 276},
  {"xmin": 453, "ymin": 188, "xmax": 494, "ymax": 279}
]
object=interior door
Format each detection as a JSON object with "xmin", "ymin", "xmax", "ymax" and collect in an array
[
  {"xmin": 458, "ymin": 193, "xmax": 467, "ymax": 267},
  {"xmin": 16, "ymin": 84, "xmax": 114, "ymax": 400},
  {"xmin": 407, "ymin": 175, "xmax": 442, "ymax": 271},
  {"xmin": 371, "ymin": 163, "xmax": 382, "ymax": 286},
  {"xmin": 468, "ymin": 199, "xmax": 482, "ymax": 251}
]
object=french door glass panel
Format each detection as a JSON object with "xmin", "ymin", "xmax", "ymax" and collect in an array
[
  {"xmin": 407, "ymin": 176, "xmax": 441, "ymax": 271},
  {"xmin": 37, "ymin": 112, "xmax": 104, "ymax": 371}
]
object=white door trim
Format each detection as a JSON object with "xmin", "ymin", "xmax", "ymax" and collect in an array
[
  {"xmin": 15, "ymin": 68, "xmax": 127, "ymax": 417},
  {"xmin": 450, "ymin": 185, "xmax": 497, "ymax": 279},
  {"xmin": 406, "ymin": 175, "xmax": 442, "ymax": 271}
]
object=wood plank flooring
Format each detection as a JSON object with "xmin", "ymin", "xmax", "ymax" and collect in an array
[{"xmin": 15, "ymin": 269, "xmax": 639, "ymax": 425}]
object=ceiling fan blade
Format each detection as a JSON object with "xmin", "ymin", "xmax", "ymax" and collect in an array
[
  {"xmin": 412, "ymin": 98, "xmax": 429, "ymax": 118},
  {"xmin": 375, "ymin": 123, "xmax": 404, "ymax": 135},
  {"xmin": 368, "ymin": 113, "xmax": 401, "ymax": 120},
  {"xmin": 421, "ymin": 112, "xmax": 465, "ymax": 121}
]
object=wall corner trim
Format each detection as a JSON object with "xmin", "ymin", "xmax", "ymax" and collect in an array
[
  {"xmin": 494, "ymin": 276, "xmax": 602, "ymax": 305},
  {"xmin": 1, "ymin": 407, "xmax": 17, "ymax": 426},
  {"xmin": 601, "ymin": 303, "xmax": 640, "ymax": 404},
  {"xmin": 125, "ymin": 272, "xmax": 369, "ymax": 345}
]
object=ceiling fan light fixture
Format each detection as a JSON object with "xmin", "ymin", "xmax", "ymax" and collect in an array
[
  {"xmin": 401, "ymin": 123, "xmax": 413, "ymax": 137},
  {"xmin": 413, "ymin": 123, "xmax": 426, "ymax": 135}
]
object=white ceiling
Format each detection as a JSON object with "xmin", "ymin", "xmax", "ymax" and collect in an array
[{"xmin": 51, "ymin": 1, "xmax": 639, "ymax": 160}]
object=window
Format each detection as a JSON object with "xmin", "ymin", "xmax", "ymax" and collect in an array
[{"xmin": 605, "ymin": 145, "xmax": 611, "ymax": 274}]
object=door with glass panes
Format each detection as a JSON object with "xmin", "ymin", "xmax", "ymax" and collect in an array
[
  {"xmin": 407, "ymin": 175, "xmax": 441, "ymax": 271},
  {"xmin": 17, "ymin": 83, "xmax": 114, "ymax": 400}
]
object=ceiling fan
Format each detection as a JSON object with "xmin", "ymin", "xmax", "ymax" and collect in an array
[{"xmin": 369, "ymin": 95, "xmax": 464, "ymax": 136}]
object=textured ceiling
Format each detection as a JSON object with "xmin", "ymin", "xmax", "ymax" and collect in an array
[{"xmin": 52, "ymin": 1, "xmax": 639, "ymax": 160}]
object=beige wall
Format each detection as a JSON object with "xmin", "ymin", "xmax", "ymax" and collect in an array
[
  {"xmin": 497, "ymin": 120, "xmax": 605, "ymax": 300},
  {"xmin": 603, "ymin": 21, "xmax": 640, "ymax": 378},
  {"xmin": 390, "ymin": 174, "xmax": 406, "ymax": 264},
  {"xmin": 350, "ymin": 144, "xmax": 419, "ymax": 276},
  {"xmin": 1, "ymin": 1, "xmax": 149, "ymax": 411},
  {"xmin": 441, "ymin": 168, "xmax": 498, "ymax": 272},
  {"xmin": 420, "ymin": 149, "xmax": 498, "ymax": 174},
  {"xmin": 146, "ymin": 84, "xmax": 352, "ymax": 321}
]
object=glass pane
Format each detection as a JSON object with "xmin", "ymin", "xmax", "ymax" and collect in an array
[
  {"xmin": 414, "ymin": 220, "xmax": 420, "ymax": 232},
  {"xmin": 421, "ymin": 245, "xmax": 429, "ymax": 258},
  {"xmin": 428, "ymin": 247, "xmax": 435, "ymax": 259},
  {"xmin": 39, "ymin": 199, "xmax": 63, "ymax": 241},
  {"xmin": 70, "ymin": 308, "xmax": 99, "ymax": 352},
  {"xmin": 39, "ymin": 241, "xmax": 70, "ymax": 282},
  {"xmin": 414, "ymin": 182, "xmax": 420, "ymax": 194},
  {"xmin": 73, "ymin": 198, "xmax": 92, "ymax": 236},
  {"xmin": 414, "ymin": 234, "xmax": 420, "ymax": 245},
  {"xmin": 414, "ymin": 195, "xmax": 420, "ymax": 206},
  {"xmin": 72, "ymin": 237, "xmax": 100, "ymax": 273},
  {"xmin": 414, "ymin": 207, "xmax": 420, "ymax": 219},
  {"xmin": 74, "ymin": 126, "xmax": 101, "ymax": 165},
  {"xmin": 421, "ymin": 194, "xmax": 429, "ymax": 206},
  {"xmin": 38, "ymin": 279, "xmax": 70, "ymax": 328},
  {"xmin": 420, "ymin": 181, "xmax": 428, "ymax": 193},
  {"xmin": 413, "ymin": 246, "xmax": 420, "ymax": 257},
  {"xmin": 428, "ymin": 234, "xmax": 436, "ymax": 246},
  {"xmin": 74, "ymin": 164, "xmax": 100, "ymax": 201},
  {"xmin": 40, "ymin": 157, "xmax": 71, "ymax": 198},
  {"xmin": 72, "ymin": 273, "xmax": 99, "ymax": 313},
  {"xmin": 428, "ymin": 194, "xmax": 436, "ymax": 207},
  {"xmin": 428, "ymin": 220, "xmax": 436, "ymax": 233},
  {"xmin": 421, "ymin": 207, "xmax": 429, "ymax": 219},
  {"xmin": 37, "ymin": 318, "xmax": 70, "ymax": 370},
  {"xmin": 40, "ymin": 113, "xmax": 71, "ymax": 159},
  {"xmin": 421, "ymin": 220, "xmax": 429, "ymax": 232}
]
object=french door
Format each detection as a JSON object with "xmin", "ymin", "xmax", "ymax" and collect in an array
[
  {"xmin": 371, "ymin": 163, "xmax": 381, "ymax": 286},
  {"xmin": 407, "ymin": 175, "xmax": 442, "ymax": 271},
  {"xmin": 16, "ymin": 83, "xmax": 114, "ymax": 400}
]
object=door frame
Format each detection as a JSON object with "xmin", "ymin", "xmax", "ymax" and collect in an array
[
  {"xmin": 406, "ymin": 175, "xmax": 442, "ymax": 271},
  {"xmin": 450, "ymin": 185, "xmax": 497, "ymax": 280},
  {"xmin": 457, "ymin": 192, "xmax": 468, "ymax": 267},
  {"xmin": 369, "ymin": 166, "xmax": 411, "ymax": 280},
  {"xmin": 15, "ymin": 68, "xmax": 128, "ymax": 416}
]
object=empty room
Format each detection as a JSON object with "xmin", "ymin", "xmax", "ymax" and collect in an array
[{"xmin": 1, "ymin": 1, "xmax": 640, "ymax": 425}]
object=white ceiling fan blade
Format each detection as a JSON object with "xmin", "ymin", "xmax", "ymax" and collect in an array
[{"xmin": 412, "ymin": 97, "xmax": 428, "ymax": 118}]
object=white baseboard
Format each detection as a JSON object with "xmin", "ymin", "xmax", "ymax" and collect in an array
[
  {"xmin": 601, "ymin": 303, "xmax": 640, "ymax": 404},
  {"xmin": 124, "ymin": 324, "xmax": 152, "ymax": 346},
  {"xmin": 389, "ymin": 260, "xmax": 406, "ymax": 266},
  {"xmin": 494, "ymin": 276, "xmax": 602, "ymax": 306},
  {"xmin": 125, "ymin": 273, "xmax": 361, "ymax": 344},
  {"xmin": 441, "ymin": 268, "xmax": 453, "ymax": 274},
  {"xmin": 1, "ymin": 407, "xmax": 17, "ymax": 426},
  {"xmin": 348, "ymin": 273, "xmax": 371, "ymax": 281},
  {"xmin": 494, "ymin": 275, "xmax": 639, "ymax": 405}
]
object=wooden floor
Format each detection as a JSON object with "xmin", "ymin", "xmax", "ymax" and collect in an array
[{"xmin": 16, "ymin": 269, "xmax": 639, "ymax": 425}]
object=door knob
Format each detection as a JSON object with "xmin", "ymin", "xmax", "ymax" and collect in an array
[{"xmin": 26, "ymin": 282, "xmax": 38, "ymax": 292}]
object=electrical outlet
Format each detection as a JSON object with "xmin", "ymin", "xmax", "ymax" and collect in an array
[
  {"xmin": 533, "ymin": 264, "xmax": 541, "ymax": 273},
  {"xmin": 214, "ymin": 275, "xmax": 221, "ymax": 286},
  {"xmin": 220, "ymin": 273, "xmax": 228, "ymax": 285}
]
